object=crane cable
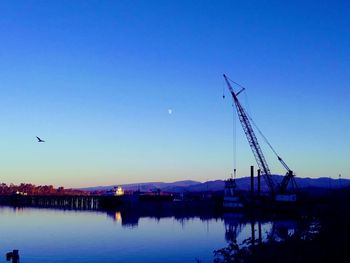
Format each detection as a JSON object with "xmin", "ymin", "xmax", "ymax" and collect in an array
[
  {"xmin": 226, "ymin": 76, "xmax": 280, "ymax": 161},
  {"xmin": 222, "ymin": 78, "xmax": 226, "ymax": 99},
  {"xmin": 226, "ymin": 75, "xmax": 245, "ymax": 90},
  {"xmin": 244, "ymin": 98, "xmax": 293, "ymax": 177},
  {"xmin": 246, "ymin": 109, "xmax": 279, "ymax": 158},
  {"xmin": 222, "ymin": 78, "xmax": 237, "ymax": 179},
  {"xmin": 232, "ymin": 103, "xmax": 237, "ymax": 179}
]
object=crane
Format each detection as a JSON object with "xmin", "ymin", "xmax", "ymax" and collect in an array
[{"xmin": 223, "ymin": 74, "xmax": 297, "ymax": 196}]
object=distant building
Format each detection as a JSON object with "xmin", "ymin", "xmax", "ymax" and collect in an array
[
  {"xmin": 115, "ymin": 186, "xmax": 124, "ymax": 196},
  {"xmin": 105, "ymin": 186, "xmax": 125, "ymax": 196},
  {"xmin": 15, "ymin": 191, "xmax": 27, "ymax": 196}
]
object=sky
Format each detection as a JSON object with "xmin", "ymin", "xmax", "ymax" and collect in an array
[{"xmin": 0, "ymin": 0, "xmax": 349, "ymax": 187}]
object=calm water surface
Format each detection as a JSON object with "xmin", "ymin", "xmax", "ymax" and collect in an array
[{"xmin": 0, "ymin": 206, "xmax": 278, "ymax": 262}]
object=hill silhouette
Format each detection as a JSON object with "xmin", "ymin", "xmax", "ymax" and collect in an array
[{"xmin": 80, "ymin": 176, "xmax": 350, "ymax": 193}]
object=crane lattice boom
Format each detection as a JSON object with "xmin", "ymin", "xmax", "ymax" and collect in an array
[{"xmin": 223, "ymin": 74, "xmax": 276, "ymax": 193}]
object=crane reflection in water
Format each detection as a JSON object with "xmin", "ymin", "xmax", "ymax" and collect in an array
[{"xmin": 105, "ymin": 209, "xmax": 314, "ymax": 246}]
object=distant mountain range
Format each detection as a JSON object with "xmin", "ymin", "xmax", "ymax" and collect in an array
[{"xmin": 80, "ymin": 176, "xmax": 350, "ymax": 193}]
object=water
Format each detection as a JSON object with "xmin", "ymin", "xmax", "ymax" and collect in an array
[{"xmin": 0, "ymin": 206, "xmax": 299, "ymax": 262}]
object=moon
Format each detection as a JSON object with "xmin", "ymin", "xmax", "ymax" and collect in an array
[{"xmin": 168, "ymin": 109, "xmax": 173, "ymax": 115}]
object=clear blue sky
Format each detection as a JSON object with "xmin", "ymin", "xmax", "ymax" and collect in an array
[{"xmin": 1, "ymin": 0, "xmax": 349, "ymax": 187}]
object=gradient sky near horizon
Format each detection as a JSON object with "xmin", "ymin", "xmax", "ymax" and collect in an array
[{"xmin": 1, "ymin": 0, "xmax": 349, "ymax": 188}]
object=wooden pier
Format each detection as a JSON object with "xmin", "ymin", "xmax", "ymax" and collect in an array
[{"xmin": 0, "ymin": 195, "xmax": 100, "ymax": 210}]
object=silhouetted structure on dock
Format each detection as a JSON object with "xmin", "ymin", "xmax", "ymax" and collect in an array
[{"xmin": 6, "ymin": 250, "xmax": 19, "ymax": 263}]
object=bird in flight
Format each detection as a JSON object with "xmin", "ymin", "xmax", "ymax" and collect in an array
[{"xmin": 36, "ymin": 136, "xmax": 45, "ymax": 143}]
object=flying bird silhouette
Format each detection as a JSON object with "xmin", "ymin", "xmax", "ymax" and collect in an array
[{"xmin": 36, "ymin": 136, "xmax": 45, "ymax": 143}]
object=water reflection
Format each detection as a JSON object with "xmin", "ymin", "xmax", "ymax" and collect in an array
[
  {"xmin": 223, "ymin": 213, "xmax": 244, "ymax": 242},
  {"xmin": 0, "ymin": 206, "xmax": 316, "ymax": 263},
  {"xmin": 106, "ymin": 207, "xmax": 222, "ymax": 229},
  {"xmin": 215, "ymin": 213, "xmax": 319, "ymax": 262},
  {"xmin": 107, "ymin": 209, "xmax": 140, "ymax": 227},
  {"xmin": 222, "ymin": 212, "xmax": 317, "ymax": 249},
  {"xmin": 105, "ymin": 208, "xmax": 312, "ymax": 246},
  {"xmin": 113, "ymin": 211, "xmax": 122, "ymax": 222}
]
